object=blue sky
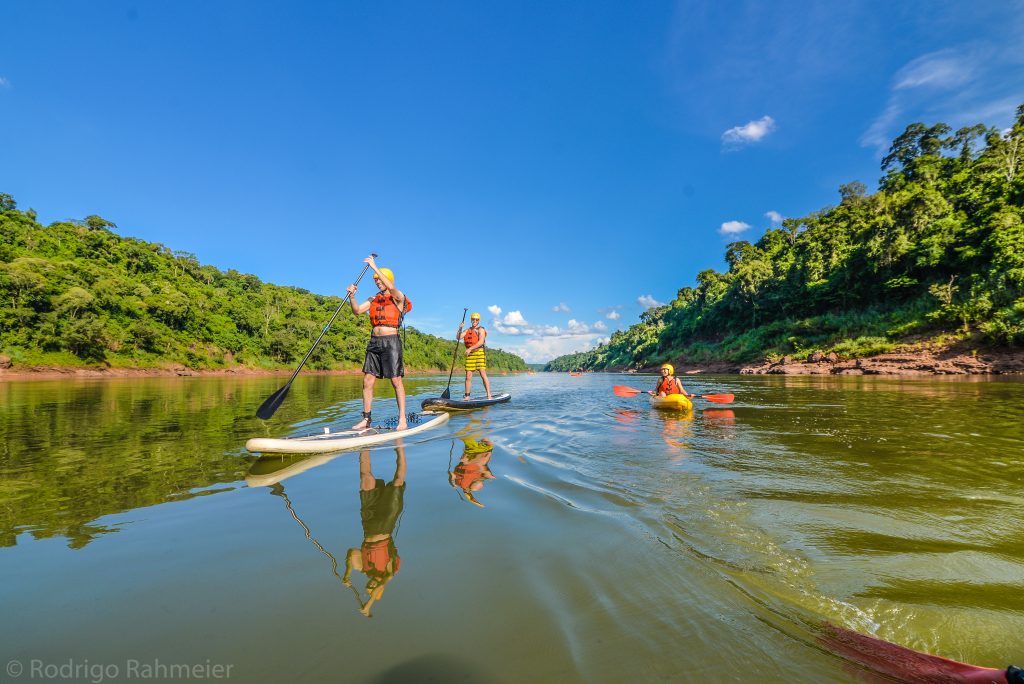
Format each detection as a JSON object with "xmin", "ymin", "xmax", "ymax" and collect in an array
[{"xmin": 3, "ymin": 1, "xmax": 1023, "ymax": 362}]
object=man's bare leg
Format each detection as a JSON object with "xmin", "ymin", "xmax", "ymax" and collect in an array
[
  {"xmin": 480, "ymin": 369, "xmax": 492, "ymax": 399},
  {"xmin": 391, "ymin": 376, "xmax": 407, "ymax": 430},
  {"xmin": 352, "ymin": 373, "xmax": 375, "ymax": 429}
]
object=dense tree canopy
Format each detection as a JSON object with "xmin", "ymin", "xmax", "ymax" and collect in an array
[
  {"xmin": 548, "ymin": 106, "xmax": 1024, "ymax": 371},
  {"xmin": 0, "ymin": 200, "xmax": 527, "ymax": 372}
]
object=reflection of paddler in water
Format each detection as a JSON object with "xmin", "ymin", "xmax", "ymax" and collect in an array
[
  {"xmin": 660, "ymin": 413, "xmax": 694, "ymax": 452},
  {"xmin": 448, "ymin": 438, "xmax": 495, "ymax": 508},
  {"xmin": 342, "ymin": 445, "xmax": 406, "ymax": 617}
]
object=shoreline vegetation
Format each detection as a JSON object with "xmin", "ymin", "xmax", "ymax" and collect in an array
[
  {"xmin": 0, "ymin": 364, "xmax": 531, "ymax": 382},
  {"xmin": 548, "ymin": 109, "xmax": 1024, "ymax": 376},
  {"xmin": 0, "ymin": 193, "xmax": 527, "ymax": 376}
]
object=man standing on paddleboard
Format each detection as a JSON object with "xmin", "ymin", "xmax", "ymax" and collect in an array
[
  {"xmin": 347, "ymin": 255, "xmax": 411, "ymax": 430},
  {"xmin": 457, "ymin": 312, "xmax": 493, "ymax": 400}
]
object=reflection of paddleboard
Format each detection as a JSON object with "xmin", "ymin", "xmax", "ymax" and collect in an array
[
  {"xmin": 650, "ymin": 394, "xmax": 693, "ymax": 411},
  {"xmin": 246, "ymin": 453, "xmax": 342, "ymax": 487},
  {"xmin": 245, "ymin": 411, "xmax": 449, "ymax": 454},
  {"xmin": 421, "ymin": 393, "xmax": 511, "ymax": 411}
]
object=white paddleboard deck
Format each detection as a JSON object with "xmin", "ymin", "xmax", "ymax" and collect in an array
[{"xmin": 245, "ymin": 411, "xmax": 450, "ymax": 454}]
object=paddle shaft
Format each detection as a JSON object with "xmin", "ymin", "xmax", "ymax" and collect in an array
[
  {"xmin": 442, "ymin": 309, "xmax": 468, "ymax": 399},
  {"xmin": 256, "ymin": 255, "xmax": 376, "ymax": 419}
]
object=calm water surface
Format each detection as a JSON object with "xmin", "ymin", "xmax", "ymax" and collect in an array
[{"xmin": 1, "ymin": 373, "xmax": 1022, "ymax": 682}]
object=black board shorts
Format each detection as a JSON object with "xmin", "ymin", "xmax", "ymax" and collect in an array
[
  {"xmin": 363, "ymin": 334, "xmax": 404, "ymax": 378},
  {"xmin": 360, "ymin": 480, "xmax": 405, "ymax": 537}
]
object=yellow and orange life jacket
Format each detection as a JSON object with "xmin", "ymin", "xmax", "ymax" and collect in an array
[{"xmin": 369, "ymin": 292, "xmax": 412, "ymax": 327}]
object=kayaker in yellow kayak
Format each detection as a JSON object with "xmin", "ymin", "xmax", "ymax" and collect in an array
[
  {"xmin": 649, "ymin": 363, "xmax": 692, "ymax": 397},
  {"xmin": 457, "ymin": 312, "xmax": 493, "ymax": 400}
]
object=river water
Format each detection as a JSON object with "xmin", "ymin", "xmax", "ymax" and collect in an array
[{"xmin": 1, "ymin": 373, "xmax": 1021, "ymax": 682}]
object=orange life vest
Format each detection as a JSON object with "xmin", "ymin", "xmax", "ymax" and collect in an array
[
  {"xmin": 369, "ymin": 292, "xmax": 412, "ymax": 327},
  {"xmin": 361, "ymin": 538, "xmax": 401, "ymax": 576},
  {"xmin": 656, "ymin": 376, "xmax": 682, "ymax": 395},
  {"xmin": 453, "ymin": 461, "xmax": 487, "ymax": 490},
  {"xmin": 463, "ymin": 326, "xmax": 484, "ymax": 348}
]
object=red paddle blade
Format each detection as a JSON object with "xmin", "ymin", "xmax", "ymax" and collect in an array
[
  {"xmin": 700, "ymin": 393, "xmax": 734, "ymax": 404},
  {"xmin": 820, "ymin": 624, "xmax": 1009, "ymax": 684},
  {"xmin": 613, "ymin": 385, "xmax": 642, "ymax": 397}
]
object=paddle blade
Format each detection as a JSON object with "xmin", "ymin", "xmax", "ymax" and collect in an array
[
  {"xmin": 440, "ymin": 388, "xmax": 451, "ymax": 400},
  {"xmin": 613, "ymin": 385, "xmax": 642, "ymax": 397},
  {"xmin": 700, "ymin": 393, "xmax": 734, "ymax": 404},
  {"xmin": 819, "ymin": 624, "xmax": 1010, "ymax": 684},
  {"xmin": 256, "ymin": 384, "xmax": 291, "ymax": 420}
]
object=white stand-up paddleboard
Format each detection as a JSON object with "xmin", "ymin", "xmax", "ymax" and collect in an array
[{"xmin": 245, "ymin": 411, "xmax": 450, "ymax": 454}]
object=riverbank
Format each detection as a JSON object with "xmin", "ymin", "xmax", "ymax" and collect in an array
[
  {"xmin": 666, "ymin": 340, "xmax": 1024, "ymax": 376},
  {"xmin": 0, "ymin": 362, "xmax": 527, "ymax": 382},
  {"xmin": 612, "ymin": 340, "xmax": 1024, "ymax": 376}
]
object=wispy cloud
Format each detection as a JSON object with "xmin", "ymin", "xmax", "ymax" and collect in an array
[
  {"xmin": 0, "ymin": 77, "xmax": 10, "ymax": 89},
  {"xmin": 487, "ymin": 304, "xmax": 502, "ymax": 316},
  {"xmin": 637, "ymin": 294, "xmax": 664, "ymax": 309},
  {"xmin": 552, "ymin": 302, "xmax": 571, "ymax": 313},
  {"xmin": 721, "ymin": 116, "xmax": 776, "ymax": 149},
  {"xmin": 894, "ymin": 50, "xmax": 975, "ymax": 90},
  {"xmin": 720, "ymin": 220, "xmax": 752, "ymax": 236},
  {"xmin": 606, "ymin": 310, "xmax": 621, "ymax": 320},
  {"xmin": 862, "ymin": 44, "xmax": 1024, "ymax": 152},
  {"xmin": 765, "ymin": 210, "xmax": 783, "ymax": 225},
  {"xmin": 593, "ymin": 320, "xmax": 607, "ymax": 332},
  {"xmin": 567, "ymin": 319, "xmax": 590, "ymax": 334}
]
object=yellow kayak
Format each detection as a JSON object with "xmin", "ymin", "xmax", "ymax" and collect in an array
[{"xmin": 650, "ymin": 393, "xmax": 693, "ymax": 411}]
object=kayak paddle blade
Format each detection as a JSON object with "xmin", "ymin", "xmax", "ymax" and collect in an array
[
  {"xmin": 701, "ymin": 393, "xmax": 734, "ymax": 404},
  {"xmin": 613, "ymin": 385, "xmax": 642, "ymax": 397},
  {"xmin": 256, "ymin": 384, "xmax": 291, "ymax": 420}
]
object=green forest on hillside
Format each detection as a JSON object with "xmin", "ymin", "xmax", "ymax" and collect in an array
[
  {"xmin": 0, "ymin": 198, "xmax": 526, "ymax": 372},
  {"xmin": 548, "ymin": 107, "xmax": 1024, "ymax": 372}
]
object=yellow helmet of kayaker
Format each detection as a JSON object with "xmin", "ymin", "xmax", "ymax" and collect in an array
[
  {"xmin": 471, "ymin": 312, "xmax": 481, "ymax": 320},
  {"xmin": 661, "ymin": 363, "xmax": 675, "ymax": 375},
  {"xmin": 375, "ymin": 267, "xmax": 394, "ymax": 284}
]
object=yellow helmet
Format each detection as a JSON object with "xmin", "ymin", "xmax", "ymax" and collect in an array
[
  {"xmin": 471, "ymin": 312, "xmax": 481, "ymax": 320},
  {"xmin": 375, "ymin": 267, "xmax": 394, "ymax": 284},
  {"xmin": 660, "ymin": 363, "xmax": 674, "ymax": 375}
]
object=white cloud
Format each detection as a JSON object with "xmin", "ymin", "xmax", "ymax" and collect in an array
[
  {"xmin": 894, "ymin": 50, "xmax": 975, "ymax": 90},
  {"xmin": 552, "ymin": 302, "xmax": 571, "ymax": 313},
  {"xmin": 637, "ymin": 294, "xmax": 664, "ymax": 309},
  {"xmin": 765, "ymin": 210, "xmax": 783, "ymax": 225},
  {"xmin": 720, "ymin": 220, "xmax": 752, "ymax": 236},
  {"xmin": 566, "ymin": 319, "xmax": 590, "ymax": 333},
  {"xmin": 503, "ymin": 310, "xmax": 527, "ymax": 325},
  {"xmin": 607, "ymin": 310, "xmax": 621, "ymax": 320},
  {"xmin": 0, "ymin": 77, "xmax": 10, "ymax": 88},
  {"xmin": 593, "ymin": 320, "xmax": 607, "ymax": 332},
  {"xmin": 862, "ymin": 45, "xmax": 1024, "ymax": 153},
  {"xmin": 505, "ymin": 334, "xmax": 605, "ymax": 363},
  {"xmin": 487, "ymin": 304, "xmax": 502, "ymax": 316},
  {"xmin": 721, "ymin": 115, "xmax": 776, "ymax": 148}
]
